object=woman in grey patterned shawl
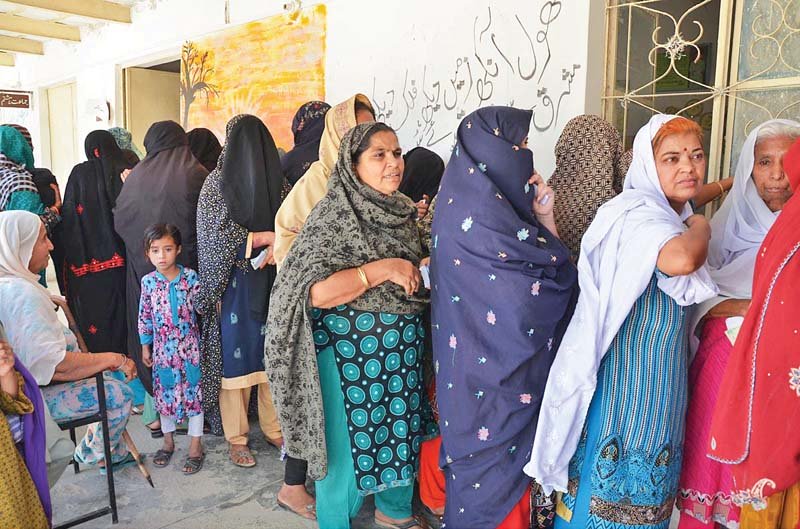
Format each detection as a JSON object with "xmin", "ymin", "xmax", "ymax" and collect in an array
[{"xmin": 265, "ymin": 122, "xmax": 428, "ymax": 529}]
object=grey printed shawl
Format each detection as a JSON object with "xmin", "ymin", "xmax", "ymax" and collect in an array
[{"xmin": 264, "ymin": 122, "xmax": 427, "ymax": 480}]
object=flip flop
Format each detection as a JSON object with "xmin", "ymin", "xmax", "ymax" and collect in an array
[
  {"xmin": 277, "ymin": 499, "xmax": 316, "ymax": 520},
  {"xmin": 229, "ymin": 445, "xmax": 256, "ymax": 468},
  {"xmin": 152, "ymin": 448, "xmax": 174, "ymax": 467},
  {"xmin": 99, "ymin": 453, "xmax": 139, "ymax": 475},
  {"xmin": 182, "ymin": 453, "xmax": 204, "ymax": 475},
  {"xmin": 374, "ymin": 515, "xmax": 426, "ymax": 529}
]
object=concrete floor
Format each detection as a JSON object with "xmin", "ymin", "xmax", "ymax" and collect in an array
[
  {"xmin": 50, "ymin": 415, "xmax": 681, "ymax": 529},
  {"xmin": 50, "ymin": 418, "xmax": 378, "ymax": 529}
]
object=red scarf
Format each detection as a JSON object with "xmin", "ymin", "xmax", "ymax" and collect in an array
[{"xmin": 709, "ymin": 138, "xmax": 800, "ymax": 504}]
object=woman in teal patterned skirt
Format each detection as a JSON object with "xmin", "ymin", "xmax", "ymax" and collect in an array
[{"xmin": 265, "ymin": 122, "xmax": 428, "ymax": 529}]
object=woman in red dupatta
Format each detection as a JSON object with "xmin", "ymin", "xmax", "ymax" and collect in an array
[{"xmin": 709, "ymin": 138, "xmax": 800, "ymax": 525}]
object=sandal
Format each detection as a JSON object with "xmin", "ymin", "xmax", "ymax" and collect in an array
[
  {"xmin": 374, "ymin": 516, "xmax": 425, "ymax": 529},
  {"xmin": 229, "ymin": 444, "xmax": 256, "ymax": 468},
  {"xmin": 277, "ymin": 498, "xmax": 316, "ymax": 520},
  {"xmin": 419, "ymin": 506, "xmax": 443, "ymax": 529},
  {"xmin": 99, "ymin": 453, "xmax": 139, "ymax": 475},
  {"xmin": 183, "ymin": 453, "xmax": 205, "ymax": 475},
  {"xmin": 152, "ymin": 448, "xmax": 174, "ymax": 467}
]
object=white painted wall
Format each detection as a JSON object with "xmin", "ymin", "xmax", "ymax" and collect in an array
[{"xmin": 0, "ymin": 0, "xmax": 600, "ymax": 177}]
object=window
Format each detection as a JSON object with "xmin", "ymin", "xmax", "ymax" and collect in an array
[{"xmin": 604, "ymin": 0, "xmax": 800, "ymax": 182}]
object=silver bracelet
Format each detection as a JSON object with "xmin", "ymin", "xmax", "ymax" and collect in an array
[{"xmin": 115, "ymin": 354, "xmax": 127, "ymax": 370}]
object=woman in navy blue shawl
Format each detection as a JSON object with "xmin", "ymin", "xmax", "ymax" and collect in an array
[{"xmin": 430, "ymin": 106, "xmax": 577, "ymax": 528}]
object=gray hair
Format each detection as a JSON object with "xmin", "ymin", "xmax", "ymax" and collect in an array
[{"xmin": 756, "ymin": 121, "xmax": 800, "ymax": 144}]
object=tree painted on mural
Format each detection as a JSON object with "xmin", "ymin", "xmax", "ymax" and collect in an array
[{"xmin": 180, "ymin": 41, "xmax": 219, "ymax": 128}]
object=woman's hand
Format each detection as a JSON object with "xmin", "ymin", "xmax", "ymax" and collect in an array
[
  {"xmin": 252, "ymin": 231, "xmax": 276, "ymax": 248},
  {"xmin": 50, "ymin": 183, "xmax": 63, "ymax": 210},
  {"xmin": 382, "ymin": 258, "xmax": 422, "ymax": 296},
  {"xmin": 529, "ymin": 171, "xmax": 554, "ymax": 218},
  {"xmin": 0, "ymin": 341, "xmax": 14, "ymax": 379},
  {"xmin": 416, "ymin": 195, "xmax": 430, "ymax": 219},
  {"xmin": 118, "ymin": 356, "xmax": 137, "ymax": 382},
  {"xmin": 707, "ymin": 298, "xmax": 751, "ymax": 320},
  {"xmin": 420, "ymin": 256, "xmax": 431, "ymax": 268},
  {"xmin": 120, "ymin": 169, "xmax": 132, "ymax": 183},
  {"xmin": 142, "ymin": 346, "xmax": 153, "ymax": 368}
]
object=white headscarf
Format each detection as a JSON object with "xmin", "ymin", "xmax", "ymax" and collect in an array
[
  {"xmin": 524, "ymin": 114, "xmax": 718, "ymax": 493},
  {"xmin": 691, "ymin": 119, "xmax": 800, "ymax": 336},
  {"xmin": 0, "ymin": 210, "xmax": 66, "ymax": 384}
]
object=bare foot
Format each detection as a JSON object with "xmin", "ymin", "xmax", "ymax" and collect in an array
[
  {"xmin": 375, "ymin": 509, "xmax": 422, "ymax": 529},
  {"xmin": 267, "ymin": 436, "xmax": 284, "ymax": 450},
  {"xmin": 277, "ymin": 483, "xmax": 316, "ymax": 520}
]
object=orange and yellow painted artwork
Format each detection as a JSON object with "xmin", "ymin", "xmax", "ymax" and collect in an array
[{"xmin": 181, "ymin": 4, "xmax": 326, "ymax": 151}]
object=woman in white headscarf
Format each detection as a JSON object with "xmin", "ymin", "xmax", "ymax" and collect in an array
[
  {"xmin": 0, "ymin": 210, "xmax": 137, "ymax": 471},
  {"xmin": 677, "ymin": 119, "xmax": 800, "ymax": 529},
  {"xmin": 524, "ymin": 115, "xmax": 718, "ymax": 529}
]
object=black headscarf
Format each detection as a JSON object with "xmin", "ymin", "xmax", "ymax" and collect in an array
[
  {"xmin": 399, "ymin": 147, "xmax": 445, "ymax": 203},
  {"xmin": 219, "ymin": 114, "xmax": 285, "ymax": 319},
  {"xmin": 188, "ymin": 128, "xmax": 222, "ymax": 173},
  {"xmin": 83, "ymin": 130, "xmax": 131, "ymax": 208},
  {"xmin": 143, "ymin": 120, "xmax": 188, "ymax": 158},
  {"xmin": 114, "ymin": 120, "xmax": 208, "ymax": 391},
  {"xmin": 280, "ymin": 101, "xmax": 330, "ymax": 185}
]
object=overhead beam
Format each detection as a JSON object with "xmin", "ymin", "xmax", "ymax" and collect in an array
[
  {"xmin": 0, "ymin": 52, "xmax": 16, "ymax": 67},
  {"xmin": 5, "ymin": 0, "xmax": 131, "ymax": 24},
  {"xmin": 0, "ymin": 34, "xmax": 43, "ymax": 55},
  {"xmin": 0, "ymin": 13, "xmax": 80, "ymax": 41}
]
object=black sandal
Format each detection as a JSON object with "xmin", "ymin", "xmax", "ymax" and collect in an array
[
  {"xmin": 152, "ymin": 449, "xmax": 174, "ymax": 467},
  {"xmin": 183, "ymin": 454, "xmax": 205, "ymax": 475}
]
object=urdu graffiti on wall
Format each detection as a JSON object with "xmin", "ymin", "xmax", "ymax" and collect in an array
[{"xmin": 370, "ymin": 2, "xmax": 582, "ymax": 151}]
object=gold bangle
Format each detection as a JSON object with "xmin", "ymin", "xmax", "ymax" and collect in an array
[
  {"xmin": 356, "ymin": 267, "xmax": 370, "ymax": 289},
  {"xmin": 715, "ymin": 181, "xmax": 725, "ymax": 197}
]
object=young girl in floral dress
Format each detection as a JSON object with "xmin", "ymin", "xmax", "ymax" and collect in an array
[{"xmin": 138, "ymin": 224, "xmax": 204, "ymax": 474}]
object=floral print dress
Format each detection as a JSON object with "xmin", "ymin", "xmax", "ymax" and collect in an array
[{"xmin": 138, "ymin": 265, "xmax": 202, "ymax": 422}]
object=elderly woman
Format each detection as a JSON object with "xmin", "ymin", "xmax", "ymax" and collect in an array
[
  {"xmin": 266, "ymin": 122, "xmax": 428, "ymax": 529},
  {"xmin": 273, "ymin": 94, "xmax": 375, "ymax": 266},
  {"xmin": 0, "ymin": 210, "xmax": 137, "ymax": 471},
  {"xmin": 526, "ymin": 115, "xmax": 718, "ymax": 529},
  {"xmin": 707, "ymin": 138, "xmax": 800, "ymax": 528},
  {"xmin": 677, "ymin": 119, "xmax": 800, "ymax": 529}
]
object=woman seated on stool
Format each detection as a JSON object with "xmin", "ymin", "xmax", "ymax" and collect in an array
[{"xmin": 0, "ymin": 210, "xmax": 137, "ymax": 472}]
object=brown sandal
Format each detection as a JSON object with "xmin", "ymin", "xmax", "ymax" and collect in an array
[
  {"xmin": 229, "ymin": 444, "xmax": 256, "ymax": 468},
  {"xmin": 277, "ymin": 498, "xmax": 316, "ymax": 520}
]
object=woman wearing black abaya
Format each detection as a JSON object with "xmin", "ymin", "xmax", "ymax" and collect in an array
[
  {"xmin": 114, "ymin": 121, "xmax": 208, "ymax": 393},
  {"xmin": 61, "ymin": 130, "xmax": 133, "ymax": 354},
  {"xmin": 188, "ymin": 128, "xmax": 223, "ymax": 173},
  {"xmin": 196, "ymin": 114, "xmax": 290, "ymax": 465}
]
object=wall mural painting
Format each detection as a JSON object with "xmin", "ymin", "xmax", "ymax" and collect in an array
[
  {"xmin": 180, "ymin": 4, "xmax": 326, "ymax": 150},
  {"xmin": 370, "ymin": 2, "xmax": 582, "ymax": 153}
]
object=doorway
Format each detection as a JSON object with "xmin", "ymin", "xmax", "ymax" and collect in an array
[
  {"xmin": 46, "ymin": 82, "xmax": 79, "ymax": 190},
  {"xmin": 123, "ymin": 60, "xmax": 181, "ymax": 153}
]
